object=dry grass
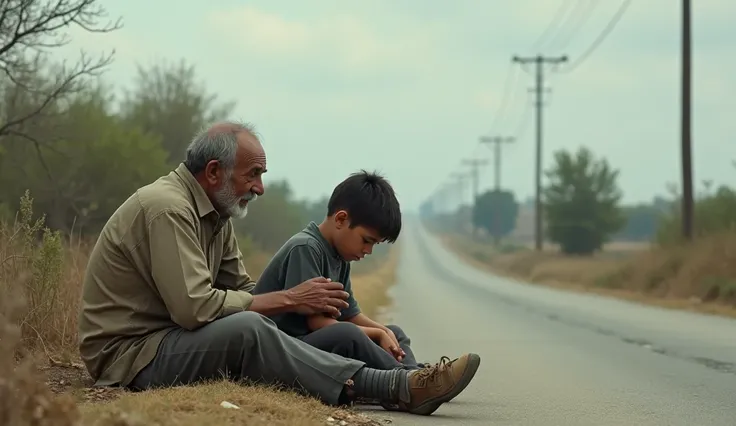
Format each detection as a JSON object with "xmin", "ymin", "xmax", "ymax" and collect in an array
[
  {"xmin": 1, "ymin": 290, "xmax": 81, "ymax": 426},
  {"xmin": 0, "ymin": 196, "xmax": 88, "ymax": 360},
  {"xmin": 515, "ymin": 239, "xmax": 651, "ymax": 254},
  {"xmin": 441, "ymin": 231, "xmax": 736, "ymax": 319},
  {"xmin": 0, "ymin": 193, "xmax": 399, "ymax": 426},
  {"xmin": 77, "ymin": 381, "xmax": 377, "ymax": 426},
  {"xmin": 442, "ymin": 234, "xmax": 623, "ymax": 287}
]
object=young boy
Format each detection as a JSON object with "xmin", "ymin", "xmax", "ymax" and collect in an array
[{"xmin": 253, "ymin": 170, "xmax": 472, "ymax": 375}]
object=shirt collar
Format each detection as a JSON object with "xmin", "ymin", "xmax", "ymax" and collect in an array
[
  {"xmin": 173, "ymin": 162, "xmax": 219, "ymax": 220},
  {"xmin": 305, "ymin": 221, "xmax": 341, "ymax": 260}
]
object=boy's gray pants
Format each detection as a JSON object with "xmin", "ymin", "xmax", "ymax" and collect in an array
[{"xmin": 129, "ymin": 311, "xmax": 365, "ymax": 405}]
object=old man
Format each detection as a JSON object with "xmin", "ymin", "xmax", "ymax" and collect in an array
[{"xmin": 77, "ymin": 121, "xmax": 480, "ymax": 416}]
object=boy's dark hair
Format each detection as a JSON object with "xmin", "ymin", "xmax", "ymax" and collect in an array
[{"xmin": 327, "ymin": 170, "xmax": 402, "ymax": 243}]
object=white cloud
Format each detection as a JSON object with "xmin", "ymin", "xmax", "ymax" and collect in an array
[
  {"xmin": 60, "ymin": 25, "xmax": 150, "ymax": 62},
  {"xmin": 206, "ymin": 6, "xmax": 444, "ymax": 76}
]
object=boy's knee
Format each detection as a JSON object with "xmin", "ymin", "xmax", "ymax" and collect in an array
[
  {"xmin": 328, "ymin": 322, "xmax": 365, "ymax": 342},
  {"xmin": 323, "ymin": 323, "xmax": 376, "ymax": 358}
]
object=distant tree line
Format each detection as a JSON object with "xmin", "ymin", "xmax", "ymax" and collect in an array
[
  {"xmin": 422, "ymin": 146, "xmax": 736, "ymax": 255},
  {"xmin": 0, "ymin": 0, "xmax": 336, "ymax": 255}
]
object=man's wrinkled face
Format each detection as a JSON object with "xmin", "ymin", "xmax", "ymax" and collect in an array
[
  {"xmin": 213, "ymin": 169, "xmax": 259, "ymax": 219},
  {"xmin": 209, "ymin": 132, "xmax": 267, "ymax": 219}
]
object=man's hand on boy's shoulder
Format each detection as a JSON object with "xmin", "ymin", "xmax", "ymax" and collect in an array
[{"xmin": 285, "ymin": 277, "xmax": 350, "ymax": 318}]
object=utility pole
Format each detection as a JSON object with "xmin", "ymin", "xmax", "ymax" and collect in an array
[
  {"xmin": 681, "ymin": 0, "xmax": 693, "ymax": 241},
  {"xmin": 512, "ymin": 54, "xmax": 567, "ymax": 251},
  {"xmin": 480, "ymin": 135, "xmax": 514, "ymax": 245},
  {"xmin": 450, "ymin": 172, "xmax": 467, "ymax": 210},
  {"xmin": 480, "ymin": 136, "xmax": 515, "ymax": 191},
  {"xmin": 462, "ymin": 158, "xmax": 489, "ymax": 237},
  {"xmin": 450, "ymin": 172, "xmax": 468, "ymax": 233},
  {"xmin": 462, "ymin": 158, "xmax": 489, "ymax": 208}
]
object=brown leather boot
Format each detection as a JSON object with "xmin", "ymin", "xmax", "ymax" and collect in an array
[{"xmin": 395, "ymin": 353, "xmax": 481, "ymax": 415}]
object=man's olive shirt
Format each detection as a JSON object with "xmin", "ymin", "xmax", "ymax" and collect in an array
[{"xmin": 78, "ymin": 163, "xmax": 256, "ymax": 387}]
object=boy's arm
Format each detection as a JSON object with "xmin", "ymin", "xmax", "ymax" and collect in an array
[
  {"xmin": 342, "ymin": 270, "xmax": 403, "ymax": 355},
  {"xmin": 308, "ymin": 315, "xmax": 384, "ymax": 340},
  {"xmin": 346, "ymin": 311, "xmax": 405, "ymax": 360},
  {"xmin": 306, "ymin": 314, "xmax": 338, "ymax": 330},
  {"xmin": 279, "ymin": 244, "xmax": 346, "ymax": 332},
  {"xmin": 327, "ymin": 273, "xmax": 387, "ymax": 339},
  {"xmin": 346, "ymin": 312, "xmax": 389, "ymax": 332},
  {"xmin": 337, "ymin": 272, "xmax": 362, "ymax": 321},
  {"xmin": 306, "ymin": 273, "xmax": 380, "ymax": 337},
  {"xmin": 337, "ymin": 266, "xmax": 384, "ymax": 330}
]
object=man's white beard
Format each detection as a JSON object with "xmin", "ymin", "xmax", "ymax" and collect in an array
[{"xmin": 214, "ymin": 179, "xmax": 257, "ymax": 219}]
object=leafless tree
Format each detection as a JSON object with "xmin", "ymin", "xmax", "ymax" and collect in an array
[{"xmin": 0, "ymin": 0, "xmax": 122, "ymax": 141}]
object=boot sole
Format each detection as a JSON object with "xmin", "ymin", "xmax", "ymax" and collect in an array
[{"xmin": 409, "ymin": 353, "xmax": 481, "ymax": 416}]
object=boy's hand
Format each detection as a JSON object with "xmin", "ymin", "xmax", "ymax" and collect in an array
[
  {"xmin": 286, "ymin": 277, "xmax": 350, "ymax": 318},
  {"xmin": 378, "ymin": 330, "xmax": 404, "ymax": 362},
  {"xmin": 383, "ymin": 327, "xmax": 405, "ymax": 359}
]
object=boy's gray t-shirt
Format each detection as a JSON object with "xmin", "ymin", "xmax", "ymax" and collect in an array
[{"xmin": 252, "ymin": 221, "xmax": 361, "ymax": 337}]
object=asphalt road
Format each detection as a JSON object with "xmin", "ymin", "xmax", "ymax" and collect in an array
[{"xmin": 364, "ymin": 218, "xmax": 736, "ymax": 426}]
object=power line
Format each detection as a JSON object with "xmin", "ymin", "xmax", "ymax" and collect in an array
[
  {"xmin": 487, "ymin": 63, "xmax": 521, "ymax": 134},
  {"xmin": 512, "ymin": 95, "xmax": 534, "ymax": 141},
  {"xmin": 558, "ymin": 0, "xmax": 632, "ymax": 73},
  {"xmin": 547, "ymin": 0, "xmax": 588, "ymax": 50},
  {"xmin": 551, "ymin": 0, "xmax": 602, "ymax": 51},
  {"xmin": 530, "ymin": 0, "xmax": 576, "ymax": 52}
]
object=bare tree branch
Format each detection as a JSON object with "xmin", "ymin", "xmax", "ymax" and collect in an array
[
  {"xmin": 0, "ymin": 0, "xmax": 121, "ymax": 140},
  {"xmin": 29, "ymin": 131, "xmax": 54, "ymax": 182},
  {"xmin": 6, "ymin": 127, "xmax": 68, "ymax": 157},
  {"xmin": 0, "ymin": 49, "xmax": 113, "ymax": 136},
  {"xmin": 0, "ymin": 0, "xmax": 121, "ymax": 57}
]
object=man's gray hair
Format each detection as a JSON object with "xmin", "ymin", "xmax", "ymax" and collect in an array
[{"xmin": 184, "ymin": 120, "xmax": 258, "ymax": 175}]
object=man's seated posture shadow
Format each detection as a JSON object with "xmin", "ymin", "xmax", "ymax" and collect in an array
[{"xmin": 77, "ymin": 121, "xmax": 480, "ymax": 416}]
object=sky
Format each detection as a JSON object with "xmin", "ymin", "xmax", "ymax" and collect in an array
[{"xmin": 57, "ymin": 0, "xmax": 736, "ymax": 213}]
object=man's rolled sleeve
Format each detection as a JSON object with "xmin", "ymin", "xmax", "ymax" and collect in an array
[
  {"xmin": 222, "ymin": 290, "xmax": 254, "ymax": 316},
  {"xmin": 147, "ymin": 209, "xmax": 252, "ymax": 330}
]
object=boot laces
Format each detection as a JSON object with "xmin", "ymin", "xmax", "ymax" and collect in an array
[{"xmin": 413, "ymin": 356, "xmax": 452, "ymax": 386}]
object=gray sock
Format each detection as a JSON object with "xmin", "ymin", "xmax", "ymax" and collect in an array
[{"xmin": 351, "ymin": 367, "xmax": 411, "ymax": 403}]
